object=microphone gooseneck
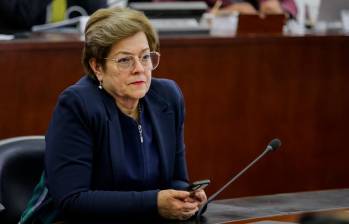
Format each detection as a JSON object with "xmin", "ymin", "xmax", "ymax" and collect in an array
[{"xmin": 196, "ymin": 138, "xmax": 282, "ymax": 218}]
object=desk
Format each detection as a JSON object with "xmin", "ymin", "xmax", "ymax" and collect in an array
[
  {"xmin": 1, "ymin": 33, "xmax": 349, "ymax": 199},
  {"xmin": 65, "ymin": 189, "xmax": 349, "ymax": 223},
  {"xmin": 201, "ymin": 188, "xmax": 349, "ymax": 224}
]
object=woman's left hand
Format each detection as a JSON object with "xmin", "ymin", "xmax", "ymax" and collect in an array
[{"xmin": 187, "ymin": 189, "xmax": 207, "ymax": 208}]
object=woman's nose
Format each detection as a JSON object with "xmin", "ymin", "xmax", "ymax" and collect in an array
[{"xmin": 132, "ymin": 57, "xmax": 145, "ymax": 73}]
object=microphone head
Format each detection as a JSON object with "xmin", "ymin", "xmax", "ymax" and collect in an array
[{"xmin": 267, "ymin": 138, "xmax": 282, "ymax": 152}]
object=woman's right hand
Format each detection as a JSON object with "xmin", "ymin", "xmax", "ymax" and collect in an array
[{"xmin": 157, "ymin": 189, "xmax": 199, "ymax": 220}]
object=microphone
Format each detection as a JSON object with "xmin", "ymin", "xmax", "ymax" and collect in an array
[{"xmin": 196, "ymin": 138, "xmax": 282, "ymax": 218}]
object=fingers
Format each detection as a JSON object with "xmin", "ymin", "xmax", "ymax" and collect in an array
[
  {"xmin": 193, "ymin": 189, "xmax": 207, "ymax": 202},
  {"xmin": 189, "ymin": 189, "xmax": 206, "ymax": 202},
  {"xmin": 189, "ymin": 189, "xmax": 208, "ymax": 211},
  {"xmin": 172, "ymin": 190, "xmax": 191, "ymax": 200},
  {"xmin": 157, "ymin": 190, "xmax": 200, "ymax": 220},
  {"xmin": 179, "ymin": 207, "xmax": 199, "ymax": 220},
  {"xmin": 182, "ymin": 200, "xmax": 199, "ymax": 211}
]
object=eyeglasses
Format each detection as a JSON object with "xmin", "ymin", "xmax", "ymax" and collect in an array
[{"xmin": 105, "ymin": 51, "xmax": 160, "ymax": 72}]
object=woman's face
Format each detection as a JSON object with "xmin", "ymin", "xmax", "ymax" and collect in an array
[{"xmin": 94, "ymin": 32, "xmax": 152, "ymax": 103}]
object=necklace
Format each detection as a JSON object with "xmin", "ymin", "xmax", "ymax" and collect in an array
[{"xmin": 137, "ymin": 102, "xmax": 143, "ymax": 143}]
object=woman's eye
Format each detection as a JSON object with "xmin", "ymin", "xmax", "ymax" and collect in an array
[
  {"xmin": 117, "ymin": 57, "xmax": 132, "ymax": 64},
  {"xmin": 142, "ymin": 54, "xmax": 151, "ymax": 61}
]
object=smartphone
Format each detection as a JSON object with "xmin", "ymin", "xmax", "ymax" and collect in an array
[{"xmin": 187, "ymin": 179, "xmax": 210, "ymax": 191}]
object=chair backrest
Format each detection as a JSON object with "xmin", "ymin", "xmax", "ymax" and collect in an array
[{"xmin": 0, "ymin": 136, "xmax": 45, "ymax": 224}]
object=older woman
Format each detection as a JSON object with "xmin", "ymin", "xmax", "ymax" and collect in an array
[{"xmin": 20, "ymin": 7, "xmax": 206, "ymax": 223}]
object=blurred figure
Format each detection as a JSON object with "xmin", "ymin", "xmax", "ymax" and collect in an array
[
  {"xmin": 0, "ymin": 0, "xmax": 107, "ymax": 33},
  {"xmin": 128, "ymin": 0, "xmax": 297, "ymax": 19},
  {"xmin": 221, "ymin": 0, "xmax": 297, "ymax": 19}
]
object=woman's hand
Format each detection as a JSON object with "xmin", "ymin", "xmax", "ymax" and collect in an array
[
  {"xmin": 157, "ymin": 190, "xmax": 199, "ymax": 220},
  {"xmin": 187, "ymin": 189, "xmax": 207, "ymax": 208}
]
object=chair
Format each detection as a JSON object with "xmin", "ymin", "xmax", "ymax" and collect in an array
[{"xmin": 0, "ymin": 136, "xmax": 45, "ymax": 224}]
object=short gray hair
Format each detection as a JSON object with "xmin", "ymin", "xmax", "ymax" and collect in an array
[{"xmin": 82, "ymin": 7, "xmax": 159, "ymax": 78}]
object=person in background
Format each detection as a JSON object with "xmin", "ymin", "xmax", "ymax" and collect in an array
[
  {"xmin": 219, "ymin": 0, "xmax": 297, "ymax": 19},
  {"xmin": 0, "ymin": 0, "xmax": 107, "ymax": 33},
  {"xmin": 20, "ymin": 7, "xmax": 207, "ymax": 223},
  {"xmin": 129, "ymin": 0, "xmax": 297, "ymax": 19}
]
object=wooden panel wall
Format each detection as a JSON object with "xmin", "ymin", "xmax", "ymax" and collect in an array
[
  {"xmin": 1, "ymin": 34, "xmax": 349, "ymax": 199},
  {"xmin": 156, "ymin": 35, "xmax": 349, "ymax": 198}
]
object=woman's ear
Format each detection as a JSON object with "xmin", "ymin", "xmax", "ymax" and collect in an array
[{"xmin": 89, "ymin": 58, "xmax": 103, "ymax": 81}]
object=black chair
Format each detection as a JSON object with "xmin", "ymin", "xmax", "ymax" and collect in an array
[{"xmin": 0, "ymin": 136, "xmax": 45, "ymax": 224}]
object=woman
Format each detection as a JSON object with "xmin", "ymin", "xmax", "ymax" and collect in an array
[{"xmin": 20, "ymin": 7, "xmax": 206, "ymax": 223}]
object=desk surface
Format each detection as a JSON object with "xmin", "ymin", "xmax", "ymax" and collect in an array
[{"xmin": 201, "ymin": 188, "xmax": 349, "ymax": 224}]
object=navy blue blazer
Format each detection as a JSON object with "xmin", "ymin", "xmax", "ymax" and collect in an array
[{"xmin": 44, "ymin": 75, "xmax": 189, "ymax": 220}]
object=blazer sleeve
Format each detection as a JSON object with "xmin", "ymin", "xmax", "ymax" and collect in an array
[
  {"xmin": 166, "ymin": 80, "xmax": 190, "ymax": 190},
  {"xmin": 45, "ymin": 88, "xmax": 158, "ymax": 219}
]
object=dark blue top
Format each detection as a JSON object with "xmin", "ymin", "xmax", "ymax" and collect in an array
[{"xmin": 117, "ymin": 101, "xmax": 161, "ymax": 191}]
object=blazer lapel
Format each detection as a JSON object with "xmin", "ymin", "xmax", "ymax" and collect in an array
[
  {"xmin": 144, "ymin": 90, "xmax": 176, "ymax": 185},
  {"xmin": 100, "ymin": 89, "xmax": 125, "ymax": 186}
]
